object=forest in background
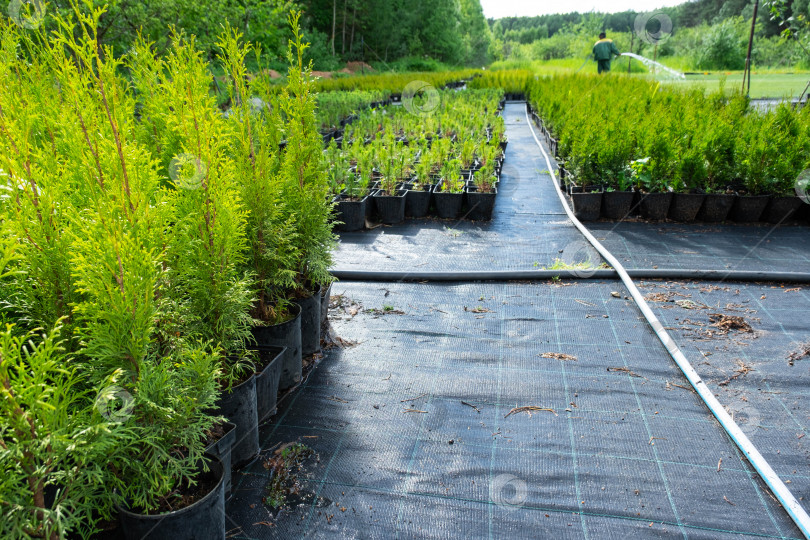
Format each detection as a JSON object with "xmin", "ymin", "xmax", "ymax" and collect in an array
[
  {"xmin": 0, "ymin": 0, "xmax": 494, "ymax": 70},
  {"xmin": 4, "ymin": 0, "xmax": 808, "ymax": 71}
]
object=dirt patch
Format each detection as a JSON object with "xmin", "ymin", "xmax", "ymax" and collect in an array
[
  {"xmin": 263, "ymin": 442, "xmax": 317, "ymax": 509},
  {"xmin": 343, "ymin": 61, "xmax": 373, "ymax": 73},
  {"xmin": 709, "ymin": 313, "xmax": 753, "ymax": 334},
  {"xmin": 329, "ymin": 294, "xmax": 362, "ymax": 318}
]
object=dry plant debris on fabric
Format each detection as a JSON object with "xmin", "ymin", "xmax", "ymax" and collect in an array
[
  {"xmin": 708, "ymin": 313, "xmax": 754, "ymax": 334},
  {"xmin": 718, "ymin": 360, "xmax": 754, "ymax": 386},
  {"xmin": 788, "ymin": 342, "xmax": 810, "ymax": 366},
  {"xmin": 539, "ymin": 352, "xmax": 577, "ymax": 361}
]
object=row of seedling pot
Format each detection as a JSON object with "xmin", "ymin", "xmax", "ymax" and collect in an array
[
  {"xmin": 530, "ymin": 107, "xmax": 808, "ymax": 224},
  {"xmin": 563, "ymin": 181, "xmax": 808, "ymax": 223},
  {"xmin": 337, "ymin": 165, "xmax": 503, "ymax": 228},
  {"xmin": 520, "ymin": 73, "xmax": 810, "ymax": 225},
  {"xmin": 325, "ymin": 88, "xmax": 508, "ymax": 229},
  {"xmin": 119, "ymin": 279, "xmax": 330, "ymax": 539}
]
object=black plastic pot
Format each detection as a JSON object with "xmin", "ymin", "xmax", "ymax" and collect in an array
[
  {"xmin": 697, "ymin": 193, "xmax": 735, "ymax": 222},
  {"xmin": 372, "ymin": 190, "xmax": 406, "ymax": 224},
  {"xmin": 465, "ymin": 186, "xmax": 497, "ymax": 221},
  {"xmin": 570, "ymin": 187, "xmax": 602, "ymax": 222},
  {"xmin": 730, "ymin": 194, "xmax": 770, "ymax": 223},
  {"xmin": 251, "ymin": 303, "xmax": 302, "ymax": 391},
  {"xmin": 601, "ymin": 191, "xmax": 634, "ymax": 220},
  {"xmin": 118, "ymin": 454, "xmax": 225, "ymax": 540},
  {"xmin": 293, "ymin": 284, "xmax": 322, "ymax": 357},
  {"xmin": 253, "ymin": 346, "xmax": 284, "ymax": 423},
  {"xmin": 204, "ymin": 422, "xmax": 235, "ymax": 500},
  {"xmin": 215, "ymin": 373, "xmax": 259, "ymax": 467},
  {"xmin": 320, "ymin": 281, "xmax": 332, "ymax": 328},
  {"xmin": 762, "ymin": 196, "xmax": 803, "ymax": 224},
  {"xmin": 433, "ymin": 188, "xmax": 464, "ymax": 219},
  {"xmin": 669, "ymin": 192, "xmax": 706, "ymax": 222},
  {"xmin": 335, "ymin": 195, "xmax": 367, "ymax": 232},
  {"xmin": 404, "ymin": 185, "xmax": 433, "ymax": 218},
  {"xmin": 639, "ymin": 192, "xmax": 673, "ymax": 221}
]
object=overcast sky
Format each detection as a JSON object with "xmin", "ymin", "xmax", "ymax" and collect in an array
[{"xmin": 480, "ymin": 0, "xmax": 685, "ymax": 19}]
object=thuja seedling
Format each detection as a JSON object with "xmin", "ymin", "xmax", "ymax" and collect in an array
[{"xmin": 383, "ymin": 305, "xmax": 395, "ymax": 312}]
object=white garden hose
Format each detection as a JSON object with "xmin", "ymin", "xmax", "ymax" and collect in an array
[{"xmin": 524, "ymin": 106, "xmax": 810, "ymax": 538}]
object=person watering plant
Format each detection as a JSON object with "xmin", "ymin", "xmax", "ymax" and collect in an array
[{"xmin": 593, "ymin": 32, "xmax": 622, "ymax": 74}]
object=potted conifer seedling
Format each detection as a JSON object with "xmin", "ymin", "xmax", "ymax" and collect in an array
[
  {"xmin": 372, "ymin": 138, "xmax": 407, "ymax": 224},
  {"xmin": 329, "ymin": 140, "xmax": 368, "ymax": 232},
  {"xmin": 466, "ymin": 160, "xmax": 498, "ymax": 221},
  {"xmin": 276, "ymin": 13, "xmax": 337, "ymax": 359},
  {"xmin": 434, "ymin": 159, "xmax": 465, "ymax": 219},
  {"xmin": 405, "ymin": 157, "xmax": 434, "ymax": 218}
]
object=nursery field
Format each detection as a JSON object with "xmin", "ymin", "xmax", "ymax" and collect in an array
[
  {"xmin": 249, "ymin": 102, "xmax": 810, "ymax": 539},
  {"xmin": 3, "ymin": 7, "xmax": 810, "ymax": 538}
]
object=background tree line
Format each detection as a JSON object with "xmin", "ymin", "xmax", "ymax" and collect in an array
[{"xmin": 1, "ymin": 0, "xmax": 494, "ymax": 70}]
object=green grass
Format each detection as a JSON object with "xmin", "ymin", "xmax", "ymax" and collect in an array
[
  {"xmin": 661, "ymin": 72, "xmax": 810, "ymax": 99},
  {"xmin": 492, "ymin": 57, "xmax": 810, "ymax": 98}
]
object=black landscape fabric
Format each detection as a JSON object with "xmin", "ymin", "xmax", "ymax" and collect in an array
[
  {"xmin": 227, "ymin": 279, "xmax": 808, "ymax": 539},
  {"xmin": 222, "ymin": 103, "xmax": 809, "ymax": 539}
]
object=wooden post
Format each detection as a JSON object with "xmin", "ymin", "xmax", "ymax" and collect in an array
[
  {"xmin": 743, "ymin": 1, "xmax": 759, "ymax": 95},
  {"xmin": 331, "ymin": 0, "xmax": 336, "ymax": 56},
  {"xmin": 628, "ymin": 32, "xmax": 634, "ymax": 74}
]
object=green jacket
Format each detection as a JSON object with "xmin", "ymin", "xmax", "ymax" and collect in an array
[{"xmin": 593, "ymin": 39, "xmax": 621, "ymax": 61}]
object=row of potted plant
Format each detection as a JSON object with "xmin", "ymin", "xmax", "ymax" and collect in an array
[
  {"xmin": 0, "ymin": 8, "xmax": 332, "ymax": 540},
  {"xmin": 316, "ymin": 90, "xmax": 390, "ymax": 140},
  {"xmin": 310, "ymin": 69, "xmax": 479, "ymax": 95},
  {"xmin": 325, "ymin": 89, "xmax": 508, "ymax": 227},
  {"xmin": 521, "ymin": 73, "xmax": 810, "ymax": 223}
]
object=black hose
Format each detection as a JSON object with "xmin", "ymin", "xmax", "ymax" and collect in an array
[{"xmin": 331, "ymin": 268, "xmax": 810, "ymax": 283}]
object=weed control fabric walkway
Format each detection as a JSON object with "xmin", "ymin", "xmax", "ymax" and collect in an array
[
  {"xmin": 225, "ymin": 105, "xmax": 808, "ymax": 539},
  {"xmin": 332, "ymin": 104, "xmax": 810, "ymax": 275}
]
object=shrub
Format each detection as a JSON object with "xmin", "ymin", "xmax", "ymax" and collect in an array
[
  {"xmin": 696, "ymin": 18, "xmax": 746, "ymax": 70},
  {"xmin": 276, "ymin": 12, "xmax": 337, "ymax": 299}
]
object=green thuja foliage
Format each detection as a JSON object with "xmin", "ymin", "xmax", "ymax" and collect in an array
[
  {"xmin": 48, "ymin": 6, "xmax": 222, "ymax": 514},
  {"xmin": 136, "ymin": 32, "xmax": 254, "ymax": 369},
  {"xmin": 276, "ymin": 11, "xmax": 336, "ymax": 300},
  {"xmin": 215, "ymin": 27, "xmax": 301, "ymax": 324},
  {"xmin": 0, "ymin": 323, "xmax": 127, "ymax": 540},
  {"xmin": 0, "ymin": 21, "xmax": 79, "ymax": 345}
]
